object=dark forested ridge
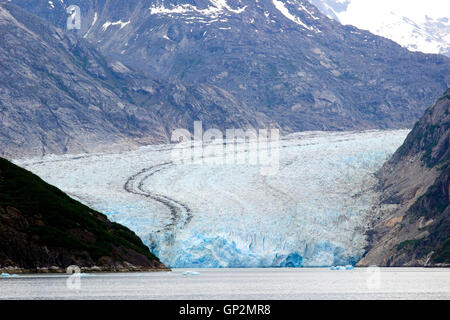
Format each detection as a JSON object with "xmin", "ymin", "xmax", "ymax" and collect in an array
[{"xmin": 0, "ymin": 157, "xmax": 168, "ymax": 272}]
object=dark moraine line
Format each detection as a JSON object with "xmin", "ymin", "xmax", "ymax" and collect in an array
[{"xmin": 123, "ymin": 162, "xmax": 192, "ymax": 235}]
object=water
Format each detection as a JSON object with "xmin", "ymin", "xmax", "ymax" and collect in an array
[{"xmin": 1, "ymin": 268, "xmax": 449, "ymax": 300}]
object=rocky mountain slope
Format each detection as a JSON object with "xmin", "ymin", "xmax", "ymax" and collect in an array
[
  {"xmin": 4, "ymin": 0, "xmax": 450, "ymax": 149},
  {"xmin": 0, "ymin": 2, "xmax": 166, "ymax": 158},
  {"xmin": 0, "ymin": 157, "xmax": 168, "ymax": 273},
  {"xmin": 358, "ymin": 89, "xmax": 449, "ymax": 267},
  {"xmin": 309, "ymin": 0, "xmax": 450, "ymax": 57},
  {"xmin": 0, "ymin": 2, "xmax": 262, "ymax": 158}
]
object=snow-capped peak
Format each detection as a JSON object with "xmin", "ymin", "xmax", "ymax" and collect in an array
[
  {"xmin": 149, "ymin": 0, "xmax": 247, "ymax": 18},
  {"xmin": 272, "ymin": 0, "xmax": 308, "ymax": 29},
  {"xmin": 309, "ymin": 0, "xmax": 450, "ymax": 56},
  {"xmin": 148, "ymin": 0, "xmax": 322, "ymax": 33}
]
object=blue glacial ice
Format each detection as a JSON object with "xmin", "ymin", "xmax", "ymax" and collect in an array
[{"xmin": 14, "ymin": 130, "xmax": 409, "ymax": 268}]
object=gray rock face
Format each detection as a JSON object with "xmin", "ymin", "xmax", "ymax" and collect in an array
[
  {"xmin": 1, "ymin": 0, "xmax": 450, "ymax": 157},
  {"xmin": 359, "ymin": 89, "xmax": 449, "ymax": 267},
  {"xmin": 11, "ymin": 0, "xmax": 450, "ymax": 128},
  {"xmin": 0, "ymin": 3, "xmax": 167, "ymax": 157},
  {"xmin": 0, "ymin": 2, "xmax": 262, "ymax": 157}
]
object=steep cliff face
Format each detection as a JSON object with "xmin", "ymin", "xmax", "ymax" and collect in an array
[
  {"xmin": 0, "ymin": 158, "xmax": 169, "ymax": 272},
  {"xmin": 359, "ymin": 89, "xmax": 449, "ymax": 266}
]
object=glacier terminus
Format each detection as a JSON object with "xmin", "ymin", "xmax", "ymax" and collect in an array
[{"xmin": 14, "ymin": 130, "xmax": 409, "ymax": 268}]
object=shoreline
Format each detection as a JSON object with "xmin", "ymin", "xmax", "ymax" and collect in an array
[
  {"xmin": 1, "ymin": 266, "xmax": 171, "ymax": 275},
  {"xmin": 3, "ymin": 265, "xmax": 449, "ymax": 275}
]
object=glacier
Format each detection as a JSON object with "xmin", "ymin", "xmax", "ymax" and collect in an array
[{"xmin": 14, "ymin": 130, "xmax": 409, "ymax": 268}]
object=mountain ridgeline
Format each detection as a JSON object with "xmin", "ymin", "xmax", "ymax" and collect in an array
[
  {"xmin": 1, "ymin": 0, "xmax": 450, "ymax": 157},
  {"xmin": 0, "ymin": 157, "xmax": 168, "ymax": 272},
  {"xmin": 359, "ymin": 89, "xmax": 449, "ymax": 266}
]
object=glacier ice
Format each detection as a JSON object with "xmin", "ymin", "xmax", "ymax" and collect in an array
[{"xmin": 14, "ymin": 130, "xmax": 409, "ymax": 268}]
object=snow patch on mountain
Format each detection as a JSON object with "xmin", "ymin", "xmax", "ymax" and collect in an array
[
  {"xmin": 273, "ymin": 0, "xmax": 317, "ymax": 31},
  {"xmin": 299, "ymin": 2, "xmax": 321, "ymax": 20},
  {"xmin": 149, "ymin": 0, "xmax": 247, "ymax": 18},
  {"xmin": 102, "ymin": 20, "xmax": 130, "ymax": 31},
  {"xmin": 83, "ymin": 12, "xmax": 98, "ymax": 38},
  {"xmin": 309, "ymin": 0, "xmax": 450, "ymax": 56}
]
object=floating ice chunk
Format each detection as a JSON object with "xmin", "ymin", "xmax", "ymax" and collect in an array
[
  {"xmin": 331, "ymin": 266, "xmax": 341, "ymax": 270},
  {"xmin": 182, "ymin": 271, "xmax": 200, "ymax": 276},
  {"xmin": 79, "ymin": 273, "xmax": 92, "ymax": 277},
  {"xmin": 331, "ymin": 265, "xmax": 354, "ymax": 270},
  {"xmin": 1, "ymin": 273, "xmax": 10, "ymax": 277},
  {"xmin": 331, "ymin": 266, "xmax": 345, "ymax": 270}
]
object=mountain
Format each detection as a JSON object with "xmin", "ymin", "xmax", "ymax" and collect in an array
[
  {"xmin": 309, "ymin": 0, "xmax": 450, "ymax": 57},
  {"xmin": 0, "ymin": 2, "xmax": 261, "ymax": 158},
  {"xmin": 358, "ymin": 89, "xmax": 449, "ymax": 267},
  {"xmin": 0, "ymin": 157, "xmax": 168, "ymax": 273},
  {"xmin": 0, "ymin": 2, "xmax": 166, "ymax": 158},
  {"xmin": 5, "ymin": 0, "xmax": 450, "ymax": 145}
]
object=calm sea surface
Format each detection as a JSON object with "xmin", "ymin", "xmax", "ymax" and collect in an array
[{"xmin": 0, "ymin": 268, "xmax": 449, "ymax": 300}]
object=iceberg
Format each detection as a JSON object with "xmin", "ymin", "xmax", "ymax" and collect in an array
[
  {"xmin": 79, "ymin": 273, "xmax": 92, "ymax": 277},
  {"xmin": 331, "ymin": 265, "xmax": 354, "ymax": 270},
  {"xmin": 182, "ymin": 271, "xmax": 201, "ymax": 276},
  {"xmin": 14, "ymin": 130, "xmax": 409, "ymax": 268}
]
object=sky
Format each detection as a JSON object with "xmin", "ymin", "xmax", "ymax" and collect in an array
[{"xmin": 337, "ymin": 0, "xmax": 450, "ymax": 26}]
